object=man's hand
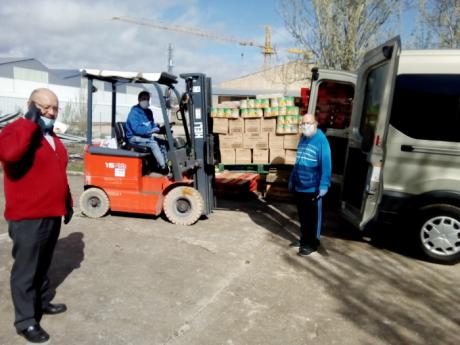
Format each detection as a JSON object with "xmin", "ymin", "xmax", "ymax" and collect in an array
[
  {"xmin": 318, "ymin": 189, "xmax": 328, "ymax": 199},
  {"xmin": 64, "ymin": 206, "xmax": 74, "ymax": 224},
  {"xmin": 24, "ymin": 102, "xmax": 41, "ymax": 123},
  {"xmin": 151, "ymin": 125, "xmax": 160, "ymax": 134}
]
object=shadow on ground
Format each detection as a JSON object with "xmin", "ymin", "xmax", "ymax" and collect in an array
[
  {"xmin": 217, "ymin": 194, "xmax": 460, "ymax": 345},
  {"xmin": 48, "ymin": 232, "xmax": 85, "ymax": 301}
]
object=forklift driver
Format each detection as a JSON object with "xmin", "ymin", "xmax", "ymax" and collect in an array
[{"xmin": 125, "ymin": 91, "xmax": 169, "ymax": 175}]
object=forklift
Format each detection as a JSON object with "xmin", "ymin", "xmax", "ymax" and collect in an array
[{"xmin": 78, "ymin": 70, "xmax": 215, "ymax": 225}]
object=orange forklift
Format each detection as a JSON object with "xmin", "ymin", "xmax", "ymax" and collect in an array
[{"xmin": 78, "ymin": 70, "xmax": 215, "ymax": 225}]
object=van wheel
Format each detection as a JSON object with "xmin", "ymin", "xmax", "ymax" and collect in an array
[
  {"xmin": 163, "ymin": 186, "xmax": 204, "ymax": 226},
  {"xmin": 416, "ymin": 204, "xmax": 460, "ymax": 263},
  {"xmin": 79, "ymin": 188, "xmax": 110, "ymax": 218}
]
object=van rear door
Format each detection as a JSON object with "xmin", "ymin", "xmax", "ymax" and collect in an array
[
  {"xmin": 340, "ymin": 36, "xmax": 401, "ymax": 229},
  {"xmin": 307, "ymin": 69, "xmax": 356, "ymax": 183}
]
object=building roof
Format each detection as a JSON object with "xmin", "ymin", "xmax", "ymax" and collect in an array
[{"xmin": 0, "ymin": 57, "xmax": 34, "ymax": 65}]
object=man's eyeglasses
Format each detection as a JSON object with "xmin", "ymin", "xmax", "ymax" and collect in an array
[{"xmin": 34, "ymin": 102, "xmax": 59, "ymax": 113}]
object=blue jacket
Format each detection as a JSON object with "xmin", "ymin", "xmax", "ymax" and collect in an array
[
  {"xmin": 289, "ymin": 129, "xmax": 332, "ymax": 193},
  {"xmin": 125, "ymin": 105, "xmax": 159, "ymax": 140}
]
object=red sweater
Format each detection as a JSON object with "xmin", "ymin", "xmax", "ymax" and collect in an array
[{"xmin": 0, "ymin": 118, "xmax": 72, "ymax": 221}]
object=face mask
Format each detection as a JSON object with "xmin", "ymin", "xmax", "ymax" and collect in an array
[
  {"xmin": 39, "ymin": 116, "xmax": 55, "ymax": 130},
  {"xmin": 302, "ymin": 124, "xmax": 317, "ymax": 138},
  {"xmin": 139, "ymin": 100, "xmax": 150, "ymax": 109}
]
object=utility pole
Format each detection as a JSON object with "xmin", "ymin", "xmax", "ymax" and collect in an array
[{"xmin": 168, "ymin": 43, "xmax": 174, "ymax": 74}]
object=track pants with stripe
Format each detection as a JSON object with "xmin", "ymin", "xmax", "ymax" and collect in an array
[{"xmin": 295, "ymin": 191, "xmax": 322, "ymax": 248}]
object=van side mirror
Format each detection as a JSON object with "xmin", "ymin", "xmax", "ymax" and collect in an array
[{"xmin": 311, "ymin": 67, "xmax": 319, "ymax": 81}]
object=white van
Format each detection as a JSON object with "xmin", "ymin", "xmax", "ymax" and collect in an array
[{"xmin": 307, "ymin": 37, "xmax": 460, "ymax": 263}]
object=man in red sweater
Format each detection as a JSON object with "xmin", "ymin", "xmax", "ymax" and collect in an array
[{"xmin": 0, "ymin": 88, "xmax": 73, "ymax": 343}]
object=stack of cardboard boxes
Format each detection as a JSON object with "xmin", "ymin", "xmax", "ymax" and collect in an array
[{"xmin": 213, "ymin": 97, "xmax": 301, "ymax": 165}]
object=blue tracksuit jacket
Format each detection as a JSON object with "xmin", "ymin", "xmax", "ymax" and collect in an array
[
  {"xmin": 125, "ymin": 105, "xmax": 159, "ymax": 140},
  {"xmin": 289, "ymin": 129, "xmax": 332, "ymax": 193}
]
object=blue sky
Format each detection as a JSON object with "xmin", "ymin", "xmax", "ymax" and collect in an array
[{"xmin": 0, "ymin": 0, "xmax": 417, "ymax": 84}]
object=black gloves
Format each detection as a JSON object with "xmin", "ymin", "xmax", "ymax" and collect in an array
[{"xmin": 24, "ymin": 102, "xmax": 41, "ymax": 123}]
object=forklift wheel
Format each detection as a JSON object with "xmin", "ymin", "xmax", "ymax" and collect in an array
[
  {"xmin": 163, "ymin": 186, "xmax": 204, "ymax": 226},
  {"xmin": 79, "ymin": 188, "xmax": 110, "ymax": 218}
]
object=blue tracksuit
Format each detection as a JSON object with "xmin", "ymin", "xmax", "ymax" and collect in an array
[
  {"xmin": 289, "ymin": 129, "xmax": 331, "ymax": 193},
  {"xmin": 289, "ymin": 129, "xmax": 331, "ymax": 247},
  {"xmin": 125, "ymin": 105, "xmax": 166, "ymax": 168},
  {"xmin": 125, "ymin": 105, "xmax": 158, "ymax": 140}
]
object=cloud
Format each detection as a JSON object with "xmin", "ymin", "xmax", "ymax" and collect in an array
[{"xmin": 0, "ymin": 0, "xmax": 264, "ymax": 83}]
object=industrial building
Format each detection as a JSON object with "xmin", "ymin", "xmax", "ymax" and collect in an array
[{"xmin": 0, "ymin": 58, "xmax": 155, "ymax": 136}]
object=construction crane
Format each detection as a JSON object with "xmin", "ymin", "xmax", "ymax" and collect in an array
[{"xmin": 113, "ymin": 16, "xmax": 277, "ymax": 68}]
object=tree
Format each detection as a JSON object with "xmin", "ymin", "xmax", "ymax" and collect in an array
[
  {"xmin": 279, "ymin": 0, "xmax": 400, "ymax": 71},
  {"xmin": 418, "ymin": 0, "xmax": 460, "ymax": 48}
]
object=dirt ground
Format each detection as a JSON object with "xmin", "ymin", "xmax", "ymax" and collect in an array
[{"xmin": 0, "ymin": 174, "xmax": 459, "ymax": 345}]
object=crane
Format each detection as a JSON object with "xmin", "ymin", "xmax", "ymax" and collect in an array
[{"xmin": 112, "ymin": 16, "xmax": 277, "ymax": 67}]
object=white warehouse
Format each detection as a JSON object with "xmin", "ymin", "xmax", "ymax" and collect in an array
[{"xmin": 0, "ymin": 58, "xmax": 163, "ymax": 136}]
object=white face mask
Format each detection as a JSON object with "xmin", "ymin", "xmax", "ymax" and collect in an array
[
  {"xmin": 39, "ymin": 116, "xmax": 55, "ymax": 130},
  {"xmin": 302, "ymin": 124, "xmax": 317, "ymax": 138},
  {"xmin": 139, "ymin": 100, "xmax": 150, "ymax": 109}
]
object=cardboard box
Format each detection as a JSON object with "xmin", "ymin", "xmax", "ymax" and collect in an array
[
  {"xmin": 253, "ymin": 149, "xmax": 269, "ymax": 164},
  {"xmin": 269, "ymin": 149, "xmax": 285, "ymax": 164},
  {"xmin": 213, "ymin": 118, "xmax": 228, "ymax": 134},
  {"xmin": 219, "ymin": 133, "xmax": 243, "ymax": 149},
  {"xmin": 243, "ymin": 133, "xmax": 269, "ymax": 149},
  {"xmin": 220, "ymin": 149, "xmax": 235, "ymax": 164},
  {"xmin": 284, "ymin": 134, "xmax": 301, "ymax": 150},
  {"xmin": 228, "ymin": 118, "xmax": 244, "ymax": 134},
  {"xmin": 285, "ymin": 149, "xmax": 297, "ymax": 165},
  {"xmin": 261, "ymin": 118, "xmax": 276, "ymax": 133},
  {"xmin": 244, "ymin": 118, "xmax": 261, "ymax": 134},
  {"xmin": 269, "ymin": 133, "xmax": 284, "ymax": 149},
  {"xmin": 235, "ymin": 149, "xmax": 252, "ymax": 164}
]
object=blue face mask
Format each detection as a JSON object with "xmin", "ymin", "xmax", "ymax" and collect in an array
[{"xmin": 39, "ymin": 116, "xmax": 55, "ymax": 130}]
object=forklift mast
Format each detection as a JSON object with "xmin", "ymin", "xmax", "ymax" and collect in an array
[{"xmin": 181, "ymin": 73, "xmax": 216, "ymax": 216}]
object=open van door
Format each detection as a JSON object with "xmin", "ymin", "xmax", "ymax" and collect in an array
[
  {"xmin": 340, "ymin": 36, "xmax": 401, "ymax": 229},
  {"xmin": 307, "ymin": 69, "xmax": 356, "ymax": 184}
]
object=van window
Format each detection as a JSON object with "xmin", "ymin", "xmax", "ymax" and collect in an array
[
  {"xmin": 315, "ymin": 81, "xmax": 354, "ymax": 131},
  {"xmin": 390, "ymin": 74, "xmax": 460, "ymax": 142},
  {"xmin": 359, "ymin": 63, "xmax": 390, "ymax": 143}
]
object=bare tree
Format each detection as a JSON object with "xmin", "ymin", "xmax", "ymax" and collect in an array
[
  {"xmin": 418, "ymin": 0, "xmax": 460, "ymax": 48},
  {"xmin": 279, "ymin": 0, "xmax": 400, "ymax": 71}
]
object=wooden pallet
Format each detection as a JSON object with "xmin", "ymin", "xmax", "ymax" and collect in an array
[
  {"xmin": 217, "ymin": 163, "xmax": 293, "ymax": 174},
  {"xmin": 215, "ymin": 171, "xmax": 261, "ymax": 198}
]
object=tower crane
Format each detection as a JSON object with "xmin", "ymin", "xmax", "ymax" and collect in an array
[{"xmin": 112, "ymin": 16, "xmax": 277, "ymax": 67}]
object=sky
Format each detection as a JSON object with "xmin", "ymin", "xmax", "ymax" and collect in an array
[
  {"xmin": 0, "ymin": 0, "xmax": 296, "ymax": 84},
  {"xmin": 0, "ymin": 0, "xmax": 419, "ymax": 85}
]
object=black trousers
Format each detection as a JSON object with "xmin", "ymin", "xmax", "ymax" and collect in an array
[
  {"xmin": 8, "ymin": 217, "xmax": 61, "ymax": 331},
  {"xmin": 295, "ymin": 191, "xmax": 323, "ymax": 248}
]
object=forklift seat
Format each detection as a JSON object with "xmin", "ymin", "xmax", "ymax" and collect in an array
[{"xmin": 114, "ymin": 122, "xmax": 150, "ymax": 154}]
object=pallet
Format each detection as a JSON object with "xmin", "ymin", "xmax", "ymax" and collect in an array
[
  {"xmin": 215, "ymin": 171, "xmax": 261, "ymax": 198},
  {"xmin": 217, "ymin": 163, "xmax": 293, "ymax": 174}
]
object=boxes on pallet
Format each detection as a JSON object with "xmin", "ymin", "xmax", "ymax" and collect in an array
[
  {"xmin": 219, "ymin": 133, "xmax": 243, "ymax": 149},
  {"xmin": 261, "ymin": 118, "xmax": 276, "ymax": 133},
  {"xmin": 243, "ymin": 133, "xmax": 268, "ymax": 149},
  {"xmin": 220, "ymin": 149, "xmax": 236, "ymax": 164},
  {"xmin": 269, "ymin": 133, "xmax": 284, "ymax": 149},
  {"xmin": 229, "ymin": 118, "xmax": 244, "ymax": 134},
  {"xmin": 284, "ymin": 133, "xmax": 301, "ymax": 150},
  {"xmin": 253, "ymin": 149, "xmax": 269, "ymax": 164},
  {"xmin": 213, "ymin": 118, "xmax": 228, "ymax": 134},
  {"xmin": 244, "ymin": 118, "xmax": 261, "ymax": 134},
  {"xmin": 285, "ymin": 149, "xmax": 297, "ymax": 164},
  {"xmin": 235, "ymin": 149, "xmax": 252, "ymax": 164},
  {"xmin": 269, "ymin": 149, "xmax": 286, "ymax": 164}
]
